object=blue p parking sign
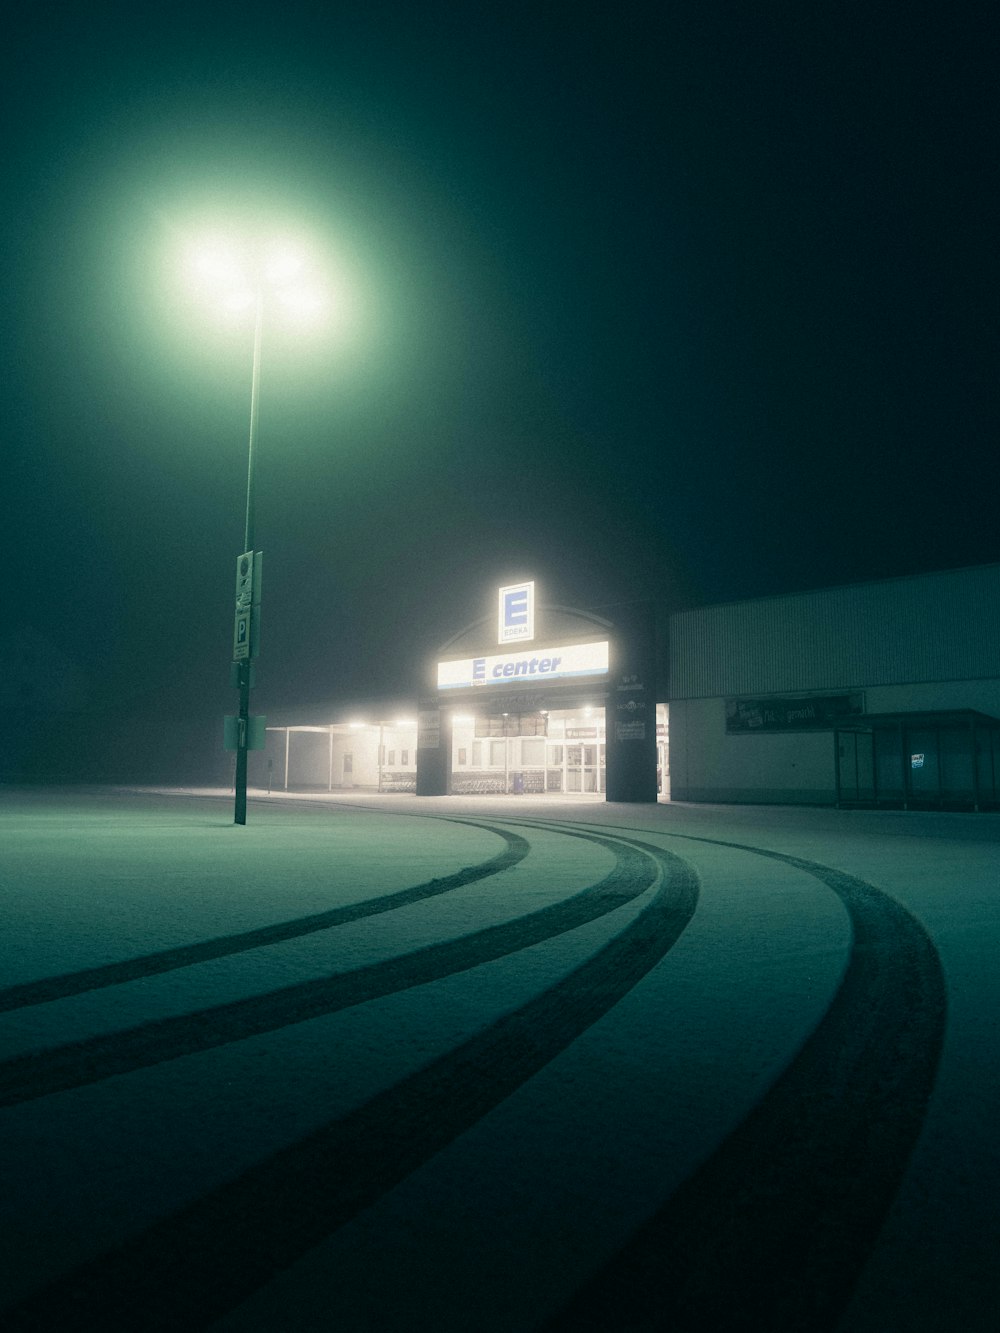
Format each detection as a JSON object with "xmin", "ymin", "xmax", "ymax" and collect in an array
[{"xmin": 233, "ymin": 609, "xmax": 251, "ymax": 661}]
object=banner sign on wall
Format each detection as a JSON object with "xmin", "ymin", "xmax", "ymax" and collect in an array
[
  {"xmin": 438, "ymin": 640, "xmax": 609, "ymax": 691},
  {"xmin": 474, "ymin": 714, "xmax": 549, "ymax": 738},
  {"xmin": 726, "ymin": 693, "xmax": 864, "ymax": 733},
  {"xmin": 418, "ymin": 710, "xmax": 441, "ymax": 749}
]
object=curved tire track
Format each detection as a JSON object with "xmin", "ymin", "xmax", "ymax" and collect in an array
[
  {"xmin": 547, "ymin": 834, "xmax": 948, "ymax": 1333},
  {"xmin": 0, "ymin": 820, "xmax": 529, "ymax": 1014},
  {"xmin": 0, "ymin": 825, "xmax": 653, "ymax": 1108},
  {"xmin": 3, "ymin": 827, "xmax": 699, "ymax": 1330}
]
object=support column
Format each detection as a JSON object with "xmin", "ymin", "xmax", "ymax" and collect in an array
[
  {"xmin": 416, "ymin": 703, "xmax": 453, "ymax": 795},
  {"xmin": 604, "ymin": 600, "xmax": 658, "ymax": 803}
]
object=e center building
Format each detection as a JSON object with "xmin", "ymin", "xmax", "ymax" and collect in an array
[
  {"xmin": 263, "ymin": 581, "xmax": 662, "ymax": 802},
  {"xmin": 263, "ymin": 563, "xmax": 1000, "ymax": 811},
  {"xmin": 416, "ymin": 583, "xmax": 660, "ymax": 801}
]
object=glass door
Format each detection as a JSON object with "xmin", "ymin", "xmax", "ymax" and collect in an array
[
  {"xmin": 581, "ymin": 744, "xmax": 598, "ymax": 793},
  {"xmin": 566, "ymin": 744, "xmax": 600, "ymax": 792}
]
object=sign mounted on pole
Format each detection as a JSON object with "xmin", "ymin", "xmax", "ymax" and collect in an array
[
  {"xmin": 235, "ymin": 550, "xmax": 254, "ymax": 605},
  {"xmin": 232, "ymin": 550, "xmax": 263, "ymax": 662},
  {"xmin": 233, "ymin": 608, "xmax": 251, "ymax": 660},
  {"xmin": 224, "ymin": 715, "xmax": 267, "ymax": 750}
]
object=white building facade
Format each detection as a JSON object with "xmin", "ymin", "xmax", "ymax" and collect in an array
[{"xmin": 667, "ymin": 564, "xmax": 1000, "ymax": 810}]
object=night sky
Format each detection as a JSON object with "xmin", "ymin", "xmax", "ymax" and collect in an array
[{"xmin": 3, "ymin": 3, "xmax": 998, "ymax": 779}]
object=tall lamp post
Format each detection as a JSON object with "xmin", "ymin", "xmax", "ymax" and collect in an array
[
  {"xmin": 233, "ymin": 288, "xmax": 264, "ymax": 825},
  {"xmin": 189, "ymin": 238, "xmax": 323, "ymax": 825}
]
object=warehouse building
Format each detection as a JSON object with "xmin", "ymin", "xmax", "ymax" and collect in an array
[{"xmin": 668, "ymin": 563, "xmax": 1000, "ymax": 810}]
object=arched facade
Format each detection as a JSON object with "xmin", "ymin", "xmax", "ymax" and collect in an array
[{"xmin": 416, "ymin": 583, "xmax": 658, "ymax": 803}]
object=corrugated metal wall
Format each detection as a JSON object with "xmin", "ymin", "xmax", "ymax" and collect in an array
[{"xmin": 669, "ymin": 564, "xmax": 1000, "ymax": 699}]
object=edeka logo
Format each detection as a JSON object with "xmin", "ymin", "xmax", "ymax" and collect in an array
[
  {"xmin": 437, "ymin": 640, "xmax": 609, "ymax": 690},
  {"xmin": 498, "ymin": 581, "xmax": 535, "ymax": 644}
]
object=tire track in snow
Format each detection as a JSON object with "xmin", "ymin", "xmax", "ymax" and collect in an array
[
  {"xmin": 0, "ymin": 820, "xmax": 529, "ymax": 1014},
  {"xmin": 2, "ymin": 828, "xmax": 699, "ymax": 1330},
  {"xmin": 547, "ymin": 836, "xmax": 947, "ymax": 1333},
  {"xmin": 0, "ymin": 824, "xmax": 653, "ymax": 1108}
]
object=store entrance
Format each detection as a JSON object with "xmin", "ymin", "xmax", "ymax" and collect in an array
[
  {"xmin": 448, "ymin": 704, "xmax": 605, "ymax": 795},
  {"xmin": 560, "ymin": 709, "xmax": 604, "ymax": 792},
  {"xmin": 565, "ymin": 742, "xmax": 601, "ymax": 793}
]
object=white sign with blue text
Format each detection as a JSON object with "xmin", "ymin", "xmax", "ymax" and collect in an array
[
  {"xmin": 438, "ymin": 640, "xmax": 609, "ymax": 690},
  {"xmin": 498, "ymin": 581, "xmax": 535, "ymax": 644}
]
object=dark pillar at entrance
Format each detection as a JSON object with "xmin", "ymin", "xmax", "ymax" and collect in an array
[
  {"xmin": 604, "ymin": 600, "xmax": 658, "ymax": 802},
  {"xmin": 416, "ymin": 703, "xmax": 453, "ymax": 796}
]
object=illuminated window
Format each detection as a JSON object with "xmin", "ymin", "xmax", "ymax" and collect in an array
[
  {"xmin": 522, "ymin": 738, "xmax": 545, "ymax": 765},
  {"xmin": 472, "ymin": 742, "xmax": 482, "ymax": 766},
  {"xmin": 458, "ymin": 748, "xmax": 467, "ymax": 765},
  {"xmin": 388, "ymin": 750, "xmax": 395, "ymax": 765},
  {"xmin": 490, "ymin": 741, "xmax": 506, "ymax": 766}
]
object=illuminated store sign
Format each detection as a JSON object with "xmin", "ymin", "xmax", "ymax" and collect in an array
[
  {"xmin": 498, "ymin": 581, "xmax": 535, "ymax": 644},
  {"xmin": 438, "ymin": 640, "xmax": 609, "ymax": 690}
]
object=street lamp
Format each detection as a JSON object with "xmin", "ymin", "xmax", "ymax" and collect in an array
[
  {"xmin": 189, "ymin": 237, "xmax": 323, "ymax": 825},
  {"xmin": 233, "ymin": 284, "xmax": 262, "ymax": 827}
]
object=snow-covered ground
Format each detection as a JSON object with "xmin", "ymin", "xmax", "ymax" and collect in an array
[{"xmin": 0, "ymin": 785, "xmax": 997, "ymax": 1330}]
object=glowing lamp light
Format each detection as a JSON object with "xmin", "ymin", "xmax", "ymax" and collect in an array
[
  {"xmin": 275, "ymin": 287, "xmax": 325, "ymax": 324},
  {"xmin": 263, "ymin": 246, "xmax": 305, "ymax": 284},
  {"xmin": 191, "ymin": 245, "xmax": 246, "ymax": 286},
  {"xmin": 220, "ymin": 289, "xmax": 256, "ymax": 315},
  {"xmin": 184, "ymin": 233, "xmax": 326, "ymax": 328}
]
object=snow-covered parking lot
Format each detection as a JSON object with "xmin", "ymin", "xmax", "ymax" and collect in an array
[{"xmin": 1, "ymin": 786, "xmax": 998, "ymax": 1330}]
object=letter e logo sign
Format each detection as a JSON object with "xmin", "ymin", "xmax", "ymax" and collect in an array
[{"xmin": 498, "ymin": 581, "xmax": 535, "ymax": 644}]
